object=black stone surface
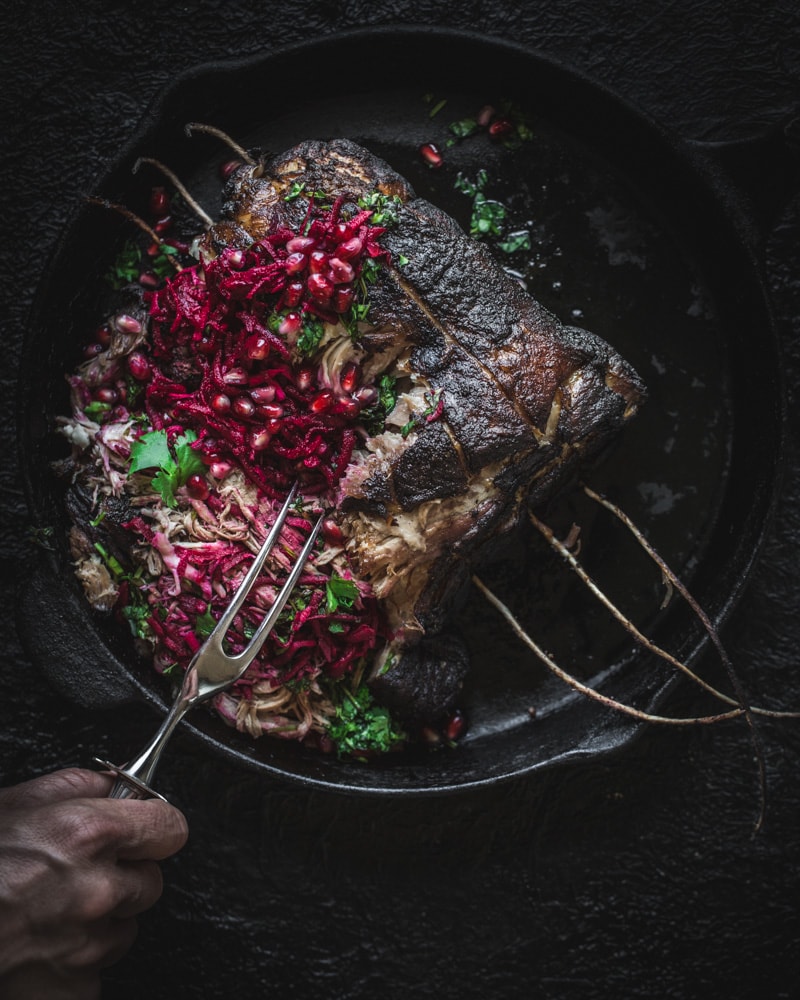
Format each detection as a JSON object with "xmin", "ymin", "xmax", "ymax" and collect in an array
[{"xmin": 2, "ymin": 3, "xmax": 799, "ymax": 998}]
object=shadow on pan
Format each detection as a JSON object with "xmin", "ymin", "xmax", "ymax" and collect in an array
[{"xmin": 16, "ymin": 28, "xmax": 784, "ymax": 795}]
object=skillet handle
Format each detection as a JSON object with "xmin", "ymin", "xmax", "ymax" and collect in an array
[{"xmin": 686, "ymin": 112, "xmax": 800, "ymax": 243}]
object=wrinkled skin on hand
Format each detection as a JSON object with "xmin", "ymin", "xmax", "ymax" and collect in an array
[{"xmin": 0, "ymin": 768, "xmax": 188, "ymax": 999}]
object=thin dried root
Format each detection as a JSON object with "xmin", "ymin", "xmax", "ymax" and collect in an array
[
  {"xmin": 580, "ymin": 483, "xmax": 773, "ymax": 833},
  {"xmin": 86, "ymin": 197, "xmax": 171, "ymax": 252},
  {"xmin": 530, "ymin": 511, "xmax": 800, "ymax": 720},
  {"xmin": 133, "ymin": 157, "xmax": 214, "ymax": 228},
  {"xmin": 184, "ymin": 123, "xmax": 257, "ymax": 166},
  {"xmin": 471, "ymin": 575, "xmax": 742, "ymax": 726}
]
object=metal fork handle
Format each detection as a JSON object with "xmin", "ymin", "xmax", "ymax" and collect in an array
[{"xmin": 95, "ymin": 689, "xmax": 194, "ymax": 799}]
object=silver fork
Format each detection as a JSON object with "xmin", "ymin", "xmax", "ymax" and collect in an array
[{"xmin": 94, "ymin": 484, "xmax": 323, "ymax": 800}]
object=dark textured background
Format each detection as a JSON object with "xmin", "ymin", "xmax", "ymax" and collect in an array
[{"xmin": 2, "ymin": 3, "xmax": 799, "ymax": 998}]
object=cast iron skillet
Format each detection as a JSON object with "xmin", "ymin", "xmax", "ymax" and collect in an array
[{"xmin": 17, "ymin": 28, "xmax": 789, "ymax": 795}]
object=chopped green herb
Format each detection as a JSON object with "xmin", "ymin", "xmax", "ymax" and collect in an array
[
  {"xmin": 470, "ymin": 193, "xmax": 506, "ymax": 237},
  {"xmin": 328, "ymin": 622, "xmax": 345, "ymax": 634},
  {"xmin": 106, "ymin": 240, "xmax": 141, "ymax": 289},
  {"xmin": 89, "ymin": 511, "xmax": 107, "ymax": 528},
  {"xmin": 361, "ymin": 372, "xmax": 397, "ymax": 434},
  {"xmin": 150, "ymin": 243, "xmax": 180, "ymax": 279},
  {"xmin": 285, "ymin": 181, "xmax": 306, "ymax": 201},
  {"xmin": 357, "ymin": 191, "xmax": 403, "ymax": 227},
  {"xmin": 93, "ymin": 541, "xmax": 125, "ymax": 578},
  {"xmin": 296, "ymin": 315, "xmax": 325, "ymax": 356},
  {"xmin": 429, "ymin": 98, "xmax": 448, "ymax": 118},
  {"xmin": 326, "ymin": 683, "xmax": 406, "ymax": 758},
  {"xmin": 448, "ymin": 116, "xmax": 479, "ymax": 140},
  {"xmin": 498, "ymin": 230, "xmax": 532, "ymax": 254},
  {"xmin": 84, "ymin": 401, "xmax": 111, "ymax": 421},
  {"xmin": 397, "ymin": 254, "xmax": 409, "ymax": 267}
]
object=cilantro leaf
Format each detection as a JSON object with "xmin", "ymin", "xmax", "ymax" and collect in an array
[
  {"xmin": 129, "ymin": 429, "xmax": 204, "ymax": 508},
  {"xmin": 129, "ymin": 430, "xmax": 174, "ymax": 475},
  {"xmin": 325, "ymin": 574, "xmax": 359, "ymax": 615},
  {"xmin": 195, "ymin": 604, "xmax": 218, "ymax": 640}
]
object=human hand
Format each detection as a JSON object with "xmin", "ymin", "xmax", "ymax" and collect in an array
[{"xmin": 0, "ymin": 767, "xmax": 188, "ymax": 999}]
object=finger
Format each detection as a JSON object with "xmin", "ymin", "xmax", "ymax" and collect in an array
[
  {"xmin": 0, "ymin": 768, "xmax": 113, "ymax": 808},
  {"xmin": 110, "ymin": 860, "xmax": 164, "ymax": 919},
  {"xmin": 100, "ymin": 798, "xmax": 189, "ymax": 861},
  {"xmin": 63, "ymin": 915, "xmax": 139, "ymax": 973}
]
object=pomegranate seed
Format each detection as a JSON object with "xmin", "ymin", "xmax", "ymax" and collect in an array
[
  {"xmin": 115, "ymin": 314, "xmax": 142, "ymax": 335},
  {"xmin": 335, "ymin": 237, "xmax": 363, "ymax": 261},
  {"xmin": 127, "ymin": 352, "xmax": 151, "ymax": 381},
  {"xmin": 211, "ymin": 393, "xmax": 232, "ymax": 414},
  {"xmin": 419, "ymin": 142, "xmax": 443, "ymax": 168},
  {"xmin": 210, "ymin": 460, "xmax": 232, "ymax": 479},
  {"xmin": 220, "ymin": 159, "xmax": 242, "ymax": 180},
  {"xmin": 95, "ymin": 386, "xmax": 118, "ymax": 405},
  {"xmin": 340, "ymin": 361, "xmax": 360, "ymax": 393},
  {"xmin": 199, "ymin": 437, "xmax": 218, "ymax": 455},
  {"xmin": 283, "ymin": 281, "xmax": 304, "ymax": 307},
  {"xmin": 233, "ymin": 395, "xmax": 255, "ymax": 419},
  {"xmin": 328, "ymin": 257, "xmax": 354, "ymax": 283},
  {"xmin": 354, "ymin": 384, "xmax": 378, "ymax": 406},
  {"xmin": 96, "ymin": 326, "xmax": 111, "ymax": 346},
  {"xmin": 285, "ymin": 252, "xmax": 307, "ymax": 274},
  {"xmin": 154, "ymin": 215, "xmax": 173, "ymax": 234},
  {"xmin": 337, "ymin": 397, "xmax": 361, "ymax": 418},
  {"xmin": 307, "ymin": 273, "xmax": 333, "ymax": 304},
  {"xmin": 186, "ymin": 474, "xmax": 210, "ymax": 500},
  {"xmin": 310, "ymin": 389, "xmax": 333, "ymax": 414},
  {"xmin": 138, "ymin": 271, "xmax": 159, "ymax": 289},
  {"xmin": 296, "ymin": 366, "xmax": 315, "ymax": 392},
  {"xmin": 421, "ymin": 726, "xmax": 441, "ymax": 745},
  {"xmin": 223, "ymin": 366, "xmax": 248, "ymax": 386},
  {"xmin": 249, "ymin": 429, "xmax": 272, "ymax": 451},
  {"xmin": 83, "ymin": 342, "xmax": 104, "ymax": 360},
  {"xmin": 279, "ymin": 312, "xmax": 302, "ymax": 337},
  {"xmin": 225, "ymin": 249, "xmax": 245, "ymax": 269},
  {"xmin": 266, "ymin": 417, "xmax": 282, "ymax": 434},
  {"xmin": 308, "ymin": 250, "xmax": 329, "ymax": 274},
  {"xmin": 477, "ymin": 104, "xmax": 495, "ymax": 127},
  {"xmin": 245, "ymin": 334, "xmax": 270, "ymax": 361},
  {"xmin": 333, "ymin": 286, "xmax": 354, "ymax": 313},
  {"xmin": 150, "ymin": 186, "xmax": 169, "ymax": 216},
  {"xmin": 445, "ymin": 711, "xmax": 466, "ymax": 741},
  {"xmin": 330, "ymin": 221, "xmax": 349, "ymax": 241},
  {"xmin": 259, "ymin": 402, "xmax": 284, "ymax": 419},
  {"xmin": 250, "ymin": 385, "xmax": 276, "ymax": 404},
  {"xmin": 488, "ymin": 117, "xmax": 514, "ymax": 138},
  {"xmin": 322, "ymin": 517, "xmax": 344, "ymax": 545},
  {"xmin": 286, "ymin": 236, "xmax": 316, "ymax": 254}
]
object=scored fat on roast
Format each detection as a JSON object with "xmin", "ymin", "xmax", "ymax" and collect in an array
[{"xmin": 59, "ymin": 137, "xmax": 645, "ymax": 755}]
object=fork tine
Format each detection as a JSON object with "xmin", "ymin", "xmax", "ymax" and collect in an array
[
  {"xmin": 232, "ymin": 511, "xmax": 324, "ymax": 669},
  {"xmin": 209, "ymin": 483, "xmax": 299, "ymax": 641}
]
